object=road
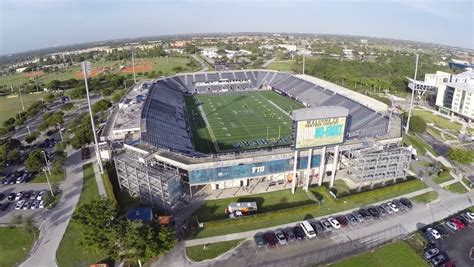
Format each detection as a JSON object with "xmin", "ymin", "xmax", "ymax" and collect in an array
[
  {"xmin": 155, "ymin": 186, "xmax": 474, "ymax": 267},
  {"xmin": 20, "ymin": 147, "xmax": 86, "ymax": 267},
  {"xmin": 192, "ymin": 54, "xmax": 209, "ymax": 72}
]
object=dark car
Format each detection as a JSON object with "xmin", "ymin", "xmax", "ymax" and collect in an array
[
  {"xmin": 393, "ymin": 199, "xmax": 406, "ymax": 211},
  {"xmin": 400, "ymin": 198, "xmax": 413, "ymax": 209},
  {"xmin": 0, "ymin": 202, "xmax": 10, "ymax": 211},
  {"xmin": 21, "ymin": 191, "xmax": 31, "ymax": 200},
  {"xmin": 284, "ymin": 227, "xmax": 296, "ymax": 242},
  {"xmin": 81, "ymin": 147, "xmax": 91, "ymax": 160},
  {"xmin": 434, "ymin": 225, "xmax": 448, "ymax": 237},
  {"xmin": 254, "ymin": 233, "xmax": 266, "ymax": 248},
  {"xmin": 346, "ymin": 214, "xmax": 358, "ymax": 225},
  {"xmin": 336, "ymin": 216, "xmax": 348, "ymax": 227},
  {"xmin": 263, "ymin": 232, "xmax": 278, "ymax": 247},
  {"xmin": 312, "ymin": 221, "xmax": 324, "ymax": 233},
  {"xmin": 368, "ymin": 207, "xmax": 380, "ymax": 219},
  {"xmin": 15, "ymin": 170, "xmax": 25, "ymax": 178},
  {"xmin": 293, "ymin": 226, "xmax": 306, "ymax": 240},
  {"xmin": 359, "ymin": 209, "xmax": 372, "ymax": 220},
  {"xmin": 0, "ymin": 193, "xmax": 4, "ymax": 201},
  {"xmin": 321, "ymin": 220, "xmax": 333, "ymax": 231},
  {"xmin": 7, "ymin": 193, "xmax": 16, "ymax": 201},
  {"xmin": 456, "ymin": 215, "xmax": 470, "ymax": 226}
]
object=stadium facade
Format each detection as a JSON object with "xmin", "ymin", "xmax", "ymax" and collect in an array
[{"xmin": 108, "ymin": 70, "xmax": 410, "ymax": 212}]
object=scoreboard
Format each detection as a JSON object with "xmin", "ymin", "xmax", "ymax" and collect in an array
[{"xmin": 294, "ymin": 116, "xmax": 346, "ymax": 149}]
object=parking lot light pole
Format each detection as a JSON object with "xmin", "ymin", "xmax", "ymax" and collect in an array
[
  {"xmin": 42, "ymin": 150, "xmax": 52, "ymax": 175},
  {"xmin": 81, "ymin": 61, "xmax": 104, "ymax": 174},
  {"xmin": 43, "ymin": 168, "xmax": 54, "ymax": 197},
  {"xmin": 57, "ymin": 123, "xmax": 63, "ymax": 141}
]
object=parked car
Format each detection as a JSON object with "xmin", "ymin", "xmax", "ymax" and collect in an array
[
  {"xmin": 274, "ymin": 230, "xmax": 287, "ymax": 245},
  {"xmin": 7, "ymin": 192, "xmax": 16, "ymax": 201},
  {"xmin": 378, "ymin": 205, "xmax": 389, "ymax": 216},
  {"xmin": 400, "ymin": 198, "xmax": 413, "ymax": 209},
  {"xmin": 15, "ymin": 192, "xmax": 24, "ymax": 201},
  {"xmin": 450, "ymin": 218, "xmax": 465, "ymax": 229},
  {"xmin": 445, "ymin": 221, "xmax": 458, "ymax": 231},
  {"xmin": 15, "ymin": 200, "xmax": 26, "ymax": 210},
  {"xmin": 22, "ymin": 200, "xmax": 33, "ymax": 210},
  {"xmin": 321, "ymin": 220, "xmax": 332, "ymax": 231},
  {"xmin": 293, "ymin": 226, "xmax": 306, "ymax": 240},
  {"xmin": 352, "ymin": 211, "xmax": 364, "ymax": 222},
  {"xmin": 20, "ymin": 191, "xmax": 31, "ymax": 200},
  {"xmin": 39, "ymin": 200, "xmax": 45, "ymax": 209},
  {"xmin": 393, "ymin": 199, "xmax": 406, "ymax": 211},
  {"xmin": 254, "ymin": 233, "xmax": 266, "ymax": 248},
  {"xmin": 426, "ymin": 228, "xmax": 441, "ymax": 239},
  {"xmin": 423, "ymin": 248, "xmax": 440, "ymax": 260},
  {"xmin": 346, "ymin": 214, "xmax": 358, "ymax": 225},
  {"xmin": 0, "ymin": 192, "xmax": 4, "ymax": 201},
  {"xmin": 328, "ymin": 217, "xmax": 341, "ymax": 229},
  {"xmin": 359, "ymin": 209, "xmax": 372, "ymax": 220},
  {"xmin": 37, "ymin": 191, "xmax": 46, "ymax": 200},
  {"xmin": 456, "ymin": 215, "xmax": 470, "ymax": 226},
  {"xmin": 434, "ymin": 225, "xmax": 448, "ymax": 237},
  {"xmin": 31, "ymin": 200, "xmax": 40, "ymax": 210},
  {"xmin": 368, "ymin": 207, "xmax": 380, "ymax": 219},
  {"xmin": 29, "ymin": 191, "xmax": 39, "ymax": 201},
  {"xmin": 263, "ymin": 232, "xmax": 278, "ymax": 247},
  {"xmin": 431, "ymin": 254, "xmax": 447, "ymax": 266},
  {"xmin": 387, "ymin": 202, "xmax": 399, "ymax": 212},
  {"xmin": 284, "ymin": 227, "xmax": 296, "ymax": 242},
  {"xmin": 465, "ymin": 212, "xmax": 474, "ymax": 220},
  {"xmin": 335, "ymin": 216, "xmax": 348, "ymax": 227},
  {"xmin": 460, "ymin": 213, "xmax": 473, "ymax": 223}
]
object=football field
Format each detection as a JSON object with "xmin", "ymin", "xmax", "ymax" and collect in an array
[{"xmin": 185, "ymin": 90, "xmax": 304, "ymax": 153}]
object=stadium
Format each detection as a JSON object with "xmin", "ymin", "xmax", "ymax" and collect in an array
[{"xmin": 109, "ymin": 70, "xmax": 410, "ymax": 211}]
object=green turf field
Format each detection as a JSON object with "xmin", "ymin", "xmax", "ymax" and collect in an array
[
  {"xmin": 186, "ymin": 90, "xmax": 304, "ymax": 153},
  {"xmin": 0, "ymin": 93, "xmax": 46, "ymax": 123}
]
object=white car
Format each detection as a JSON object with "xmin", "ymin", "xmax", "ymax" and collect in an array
[
  {"xmin": 328, "ymin": 217, "xmax": 341, "ymax": 229},
  {"xmin": 37, "ymin": 191, "xmax": 46, "ymax": 200},
  {"xmin": 15, "ymin": 200, "xmax": 25, "ymax": 210},
  {"xmin": 274, "ymin": 230, "xmax": 287, "ymax": 245},
  {"xmin": 466, "ymin": 212, "xmax": 474, "ymax": 220},
  {"xmin": 445, "ymin": 221, "xmax": 458, "ymax": 231},
  {"xmin": 423, "ymin": 248, "xmax": 440, "ymax": 260},
  {"xmin": 387, "ymin": 202, "xmax": 399, "ymax": 212},
  {"xmin": 39, "ymin": 200, "xmax": 45, "ymax": 209},
  {"xmin": 427, "ymin": 228, "xmax": 441, "ymax": 239}
]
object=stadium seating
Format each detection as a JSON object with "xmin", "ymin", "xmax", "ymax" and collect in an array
[{"xmin": 141, "ymin": 70, "xmax": 390, "ymax": 154}]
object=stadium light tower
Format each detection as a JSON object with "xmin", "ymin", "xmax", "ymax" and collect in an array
[
  {"xmin": 81, "ymin": 61, "xmax": 104, "ymax": 174},
  {"xmin": 131, "ymin": 46, "xmax": 137, "ymax": 84},
  {"xmin": 405, "ymin": 54, "xmax": 419, "ymax": 134}
]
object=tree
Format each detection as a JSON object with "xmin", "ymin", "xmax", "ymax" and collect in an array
[
  {"xmin": 25, "ymin": 131, "xmax": 40, "ymax": 144},
  {"xmin": 120, "ymin": 220, "xmax": 160, "ymax": 262},
  {"xmin": 7, "ymin": 149, "xmax": 21, "ymax": 162},
  {"xmin": 92, "ymin": 99, "xmax": 112, "ymax": 114},
  {"xmin": 447, "ymin": 148, "xmax": 474, "ymax": 165},
  {"xmin": 409, "ymin": 115, "xmax": 427, "ymax": 133},
  {"xmin": 25, "ymin": 150, "xmax": 45, "ymax": 172}
]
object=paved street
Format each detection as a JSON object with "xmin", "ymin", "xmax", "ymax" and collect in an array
[{"xmin": 20, "ymin": 147, "xmax": 86, "ymax": 267}]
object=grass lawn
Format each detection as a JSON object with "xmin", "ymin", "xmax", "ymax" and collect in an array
[
  {"xmin": 0, "ymin": 93, "xmax": 47, "ymax": 123},
  {"xmin": 189, "ymin": 179, "xmax": 426, "ymax": 239},
  {"xmin": 186, "ymin": 239, "xmax": 244, "ymax": 262},
  {"xmin": 410, "ymin": 191, "xmax": 439, "ymax": 204},
  {"xmin": 56, "ymin": 163, "xmax": 103, "ymax": 267},
  {"xmin": 186, "ymin": 90, "xmax": 304, "ymax": 153},
  {"xmin": 328, "ymin": 241, "xmax": 427, "ymax": 267},
  {"xmin": 30, "ymin": 171, "xmax": 65, "ymax": 183},
  {"xmin": 266, "ymin": 60, "xmax": 297, "ymax": 72},
  {"xmin": 194, "ymin": 187, "xmax": 316, "ymax": 222},
  {"xmin": 402, "ymin": 134, "xmax": 437, "ymax": 156},
  {"xmin": 426, "ymin": 126, "xmax": 444, "ymax": 141},
  {"xmin": 413, "ymin": 109, "xmax": 461, "ymax": 131},
  {"xmin": 0, "ymin": 227, "xmax": 37, "ymax": 267},
  {"xmin": 444, "ymin": 182, "xmax": 469, "ymax": 194},
  {"xmin": 433, "ymin": 170, "xmax": 453, "ymax": 185}
]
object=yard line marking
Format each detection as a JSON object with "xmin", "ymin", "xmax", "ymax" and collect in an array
[{"xmin": 196, "ymin": 95, "xmax": 220, "ymax": 153}]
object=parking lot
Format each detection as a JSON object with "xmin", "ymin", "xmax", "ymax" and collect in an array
[
  {"xmin": 420, "ymin": 210, "xmax": 474, "ymax": 266},
  {"xmin": 0, "ymin": 181, "xmax": 50, "ymax": 224},
  {"xmin": 252, "ymin": 198, "xmax": 414, "ymax": 253}
]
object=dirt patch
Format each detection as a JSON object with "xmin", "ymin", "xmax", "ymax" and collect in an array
[
  {"xmin": 120, "ymin": 63, "xmax": 152, "ymax": 74},
  {"xmin": 24, "ymin": 70, "xmax": 44, "ymax": 78},
  {"xmin": 74, "ymin": 68, "xmax": 104, "ymax": 79}
]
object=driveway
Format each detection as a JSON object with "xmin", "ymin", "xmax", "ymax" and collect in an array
[{"xmin": 20, "ymin": 147, "xmax": 86, "ymax": 267}]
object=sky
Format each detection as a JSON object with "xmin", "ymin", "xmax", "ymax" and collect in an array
[{"xmin": 0, "ymin": 0, "xmax": 473, "ymax": 55}]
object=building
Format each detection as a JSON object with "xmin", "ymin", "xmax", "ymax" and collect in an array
[
  {"xmin": 107, "ymin": 70, "xmax": 409, "ymax": 212},
  {"xmin": 427, "ymin": 70, "xmax": 474, "ymax": 121}
]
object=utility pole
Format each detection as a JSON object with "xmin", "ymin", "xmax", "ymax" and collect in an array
[
  {"xmin": 43, "ymin": 169, "xmax": 54, "ymax": 197},
  {"xmin": 81, "ymin": 61, "xmax": 104, "ymax": 174},
  {"xmin": 18, "ymin": 86, "xmax": 25, "ymax": 111},
  {"xmin": 302, "ymin": 52, "xmax": 305, "ymax": 75},
  {"xmin": 131, "ymin": 47, "xmax": 137, "ymax": 84},
  {"xmin": 405, "ymin": 54, "xmax": 419, "ymax": 134},
  {"xmin": 42, "ymin": 150, "xmax": 51, "ymax": 175},
  {"xmin": 57, "ymin": 123, "xmax": 63, "ymax": 141}
]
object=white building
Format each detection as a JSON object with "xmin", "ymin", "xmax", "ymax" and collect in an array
[{"xmin": 430, "ymin": 70, "xmax": 474, "ymax": 121}]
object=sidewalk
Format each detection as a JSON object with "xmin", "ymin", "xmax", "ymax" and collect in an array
[{"xmin": 91, "ymin": 158, "xmax": 106, "ymax": 197}]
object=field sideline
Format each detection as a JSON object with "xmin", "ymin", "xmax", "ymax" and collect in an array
[{"xmin": 185, "ymin": 90, "xmax": 304, "ymax": 153}]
